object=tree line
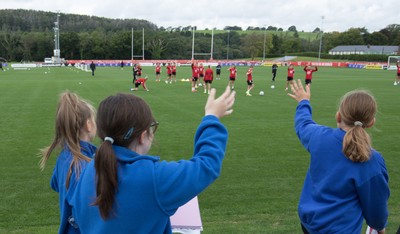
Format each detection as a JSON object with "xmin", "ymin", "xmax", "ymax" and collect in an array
[{"xmin": 0, "ymin": 9, "xmax": 399, "ymax": 62}]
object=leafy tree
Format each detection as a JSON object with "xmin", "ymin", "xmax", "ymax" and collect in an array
[
  {"xmin": 365, "ymin": 32, "xmax": 389, "ymax": 45},
  {"xmin": 147, "ymin": 38, "xmax": 167, "ymax": 59},
  {"xmin": 224, "ymin": 26, "xmax": 242, "ymax": 31},
  {"xmin": 379, "ymin": 24, "xmax": 400, "ymax": 45},
  {"xmin": 60, "ymin": 32, "xmax": 80, "ymax": 59},
  {"xmin": 109, "ymin": 31, "xmax": 132, "ymax": 59},
  {"xmin": 337, "ymin": 28, "xmax": 365, "ymax": 45},
  {"xmin": 78, "ymin": 32, "xmax": 91, "ymax": 59},
  {"xmin": 0, "ymin": 31, "xmax": 23, "ymax": 61},
  {"xmin": 90, "ymin": 30, "xmax": 107, "ymax": 59},
  {"xmin": 281, "ymin": 38, "xmax": 301, "ymax": 53},
  {"xmin": 322, "ymin": 31, "xmax": 341, "ymax": 52},
  {"xmin": 313, "ymin": 27, "xmax": 321, "ymax": 33},
  {"xmin": 241, "ymin": 33, "xmax": 263, "ymax": 60},
  {"xmin": 288, "ymin": 25, "xmax": 297, "ymax": 32},
  {"xmin": 271, "ymin": 34, "xmax": 282, "ymax": 54}
]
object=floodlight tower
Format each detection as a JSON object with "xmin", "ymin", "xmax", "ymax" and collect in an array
[
  {"xmin": 262, "ymin": 25, "xmax": 267, "ymax": 62},
  {"xmin": 318, "ymin": 16, "xmax": 325, "ymax": 62},
  {"xmin": 53, "ymin": 12, "xmax": 61, "ymax": 63}
]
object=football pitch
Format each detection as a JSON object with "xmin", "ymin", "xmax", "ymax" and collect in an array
[{"xmin": 0, "ymin": 65, "xmax": 399, "ymax": 233}]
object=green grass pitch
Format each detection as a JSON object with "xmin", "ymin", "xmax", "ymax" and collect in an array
[{"xmin": 0, "ymin": 65, "xmax": 399, "ymax": 233}]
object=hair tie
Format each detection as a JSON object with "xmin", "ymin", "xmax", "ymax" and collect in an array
[
  {"xmin": 104, "ymin": 137, "xmax": 114, "ymax": 144},
  {"xmin": 354, "ymin": 121, "xmax": 363, "ymax": 127}
]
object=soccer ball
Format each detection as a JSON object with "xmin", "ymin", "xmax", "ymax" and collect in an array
[
  {"xmin": 394, "ymin": 82, "xmax": 398, "ymax": 86},
  {"xmin": 271, "ymin": 85, "xmax": 275, "ymax": 89},
  {"xmin": 259, "ymin": 91, "xmax": 265, "ymax": 96}
]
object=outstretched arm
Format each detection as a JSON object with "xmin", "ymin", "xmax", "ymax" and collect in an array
[{"xmin": 287, "ymin": 80, "xmax": 316, "ymax": 151}]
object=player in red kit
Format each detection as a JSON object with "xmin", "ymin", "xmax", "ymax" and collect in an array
[
  {"xmin": 171, "ymin": 62, "xmax": 177, "ymax": 82},
  {"xmin": 303, "ymin": 65, "xmax": 318, "ymax": 85},
  {"xmin": 136, "ymin": 64, "xmax": 142, "ymax": 77},
  {"xmin": 166, "ymin": 63, "xmax": 172, "ymax": 84},
  {"xmin": 285, "ymin": 64, "xmax": 295, "ymax": 91},
  {"xmin": 155, "ymin": 63, "xmax": 161, "ymax": 82},
  {"xmin": 228, "ymin": 65, "xmax": 237, "ymax": 90},
  {"xmin": 131, "ymin": 76, "xmax": 149, "ymax": 91},
  {"xmin": 191, "ymin": 62, "xmax": 200, "ymax": 92},
  {"xmin": 395, "ymin": 61, "xmax": 400, "ymax": 85},
  {"xmin": 246, "ymin": 66, "xmax": 254, "ymax": 96},
  {"xmin": 203, "ymin": 65, "xmax": 214, "ymax": 94},
  {"xmin": 198, "ymin": 63, "xmax": 205, "ymax": 87}
]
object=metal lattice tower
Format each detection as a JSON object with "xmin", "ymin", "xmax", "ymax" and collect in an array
[{"xmin": 53, "ymin": 12, "xmax": 61, "ymax": 63}]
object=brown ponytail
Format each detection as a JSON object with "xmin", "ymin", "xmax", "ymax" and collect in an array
[
  {"xmin": 93, "ymin": 93, "xmax": 155, "ymax": 219},
  {"xmin": 339, "ymin": 90, "xmax": 376, "ymax": 162},
  {"xmin": 40, "ymin": 91, "xmax": 96, "ymax": 188},
  {"xmin": 92, "ymin": 140, "xmax": 118, "ymax": 219}
]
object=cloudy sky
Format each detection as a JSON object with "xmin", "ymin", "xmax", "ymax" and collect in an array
[{"xmin": 1, "ymin": 0, "xmax": 398, "ymax": 32}]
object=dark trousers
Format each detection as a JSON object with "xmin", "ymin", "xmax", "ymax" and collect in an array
[
  {"xmin": 272, "ymin": 72, "xmax": 277, "ymax": 81},
  {"xmin": 396, "ymin": 225, "xmax": 400, "ymax": 234}
]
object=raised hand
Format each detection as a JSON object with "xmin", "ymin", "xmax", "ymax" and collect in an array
[
  {"xmin": 287, "ymin": 79, "xmax": 311, "ymax": 102},
  {"xmin": 205, "ymin": 86, "xmax": 236, "ymax": 118}
]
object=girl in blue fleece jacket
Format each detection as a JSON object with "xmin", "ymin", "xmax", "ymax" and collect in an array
[
  {"xmin": 40, "ymin": 92, "xmax": 97, "ymax": 234},
  {"xmin": 288, "ymin": 80, "xmax": 389, "ymax": 234},
  {"xmin": 72, "ymin": 86, "xmax": 235, "ymax": 234}
]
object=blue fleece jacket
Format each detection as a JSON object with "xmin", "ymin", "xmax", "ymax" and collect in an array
[
  {"xmin": 51, "ymin": 141, "xmax": 97, "ymax": 234},
  {"xmin": 72, "ymin": 115, "xmax": 228, "ymax": 234},
  {"xmin": 295, "ymin": 100, "xmax": 389, "ymax": 233}
]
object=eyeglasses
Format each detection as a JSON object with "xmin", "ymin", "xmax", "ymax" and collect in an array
[{"xmin": 150, "ymin": 121, "xmax": 159, "ymax": 134}]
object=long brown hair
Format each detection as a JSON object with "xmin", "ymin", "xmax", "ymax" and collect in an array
[
  {"xmin": 340, "ymin": 90, "xmax": 376, "ymax": 162},
  {"xmin": 93, "ymin": 93, "xmax": 155, "ymax": 219},
  {"xmin": 40, "ymin": 91, "xmax": 96, "ymax": 188}
]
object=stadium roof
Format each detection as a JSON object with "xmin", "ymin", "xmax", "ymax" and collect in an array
[{"xmin": 329, "ymin": 45, "xmax": 399, "ymax": 54}]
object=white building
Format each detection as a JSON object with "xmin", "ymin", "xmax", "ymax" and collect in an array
[{"xmin": 329, "ymin": 45, "xmax": 399, "ymax": 55}]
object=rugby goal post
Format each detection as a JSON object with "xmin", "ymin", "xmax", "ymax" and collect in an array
[
  {"xmin": 131, "ymin": 28, "xmax": 145, "ymax": 61},
  {"xmin": 387, "ymin": 56, "xmax": 400, "ymax": 70},
  {"xmin": 191, "ymin": 28, "xmax": 214, "ymax": 60}
]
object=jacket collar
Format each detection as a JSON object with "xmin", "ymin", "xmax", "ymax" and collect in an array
[{"xmin": 111, "ymin": 145, "xmax": 160, "ymax": 163}]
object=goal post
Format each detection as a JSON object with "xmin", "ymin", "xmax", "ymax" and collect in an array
[
  {"xmin": 191, "ymin": 28, "xmax": 214, "ymax": 60},
  {"xmin": 387, "ymin": 56, "xmax": 400, "ymax": 70}
]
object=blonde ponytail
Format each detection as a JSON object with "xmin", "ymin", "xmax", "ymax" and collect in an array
[
  {"xmin": 342, "ymin": 126, "xmax": 372, "ymax": 162},
  {"xmin": 40, "ymin": 91, "xmax": 96, "ymax": 188},
  {"xmin": 339, "ymin": 90, "xmax": 376, "ymax": 163}
]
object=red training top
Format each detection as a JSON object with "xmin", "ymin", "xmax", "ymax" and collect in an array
[
  {"xmin": 229, "ymin": 67, "xmax": 237, "ymax": 79},
  {"xmin": 192, "ymin": 66, "xmax": 199, "ymax": 78},
  {"xmin": 246, "ymin": 68, "xmax": 253, "ymax": 81},
  {"xmin": 199, "ymin": 66, "xmax": 204, "ymax": 76},
  {"xmin": 136, "ymin": 78, "xmax": 146, "ymax": 84},
  {"xmin": 166, "ymin": 65, "xmax": 172, "ymax": 75},
  {"xmin": 204, "ymin": 68, "xmax": 214, "ymax": 81},
  {"xmin": 288, "ymin": 67, "xmax": 295, "ymax": 78},
  {"xmin": 304, "ymin": 66, "xmax": 318, "ymax": 80}
]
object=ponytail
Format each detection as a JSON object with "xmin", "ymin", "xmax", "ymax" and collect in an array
[
  {"xmin": 92, "ymin": 140, "xmax": 118, "ymax": 219},
  {"xmin": 342, "ymin": 126, "xmax": 372, "ymax": 162},
  {"xmin": 339, "ymin": 90, "xmax": 376, "ymax": 163},
  {"xmin": 40, "ymin": 91, "xmax": 95, "ymax": 189}
]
